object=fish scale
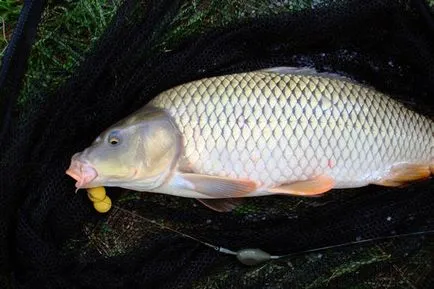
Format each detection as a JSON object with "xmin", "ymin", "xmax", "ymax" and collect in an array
[{"xmin": 149, "ymin": 70, "xmax": 433, "ymax": 192}]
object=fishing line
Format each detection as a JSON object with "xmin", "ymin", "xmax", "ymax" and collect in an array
[
  {"xmin": 110, "ymin": 203, "xmax": 434, "ymax": 266},
  {"xmin": 113, "ymin": 204, "xmax": 227, "ymax": 253}
]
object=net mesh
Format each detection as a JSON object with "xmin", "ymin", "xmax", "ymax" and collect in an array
[{"xmin": 0, "ymin": 0, "xmax": 433, "ymax": 288}]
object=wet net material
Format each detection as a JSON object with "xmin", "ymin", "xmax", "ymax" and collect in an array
[{"xmin": 1, "ymin": 0, "xmax": 434, "ymax": 288}]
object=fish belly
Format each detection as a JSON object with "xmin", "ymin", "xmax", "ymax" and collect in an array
[{"xmin": 150, "ymin": 71, "xmax": 434, "ymax": 193}]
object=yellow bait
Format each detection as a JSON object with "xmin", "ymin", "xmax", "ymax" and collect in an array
[
  {"xmin": 86, "ymin": 186, "xmax": 112, "ymax": 213},
  {"xmin": 93, "ymin": 196, "xmax": 112, "ymax": 213},
  {"xmin": 87, "ymin": 186, "xmax": 106, "ymax": 201}
]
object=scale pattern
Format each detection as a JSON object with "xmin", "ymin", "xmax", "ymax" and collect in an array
[{"xmin": 150, "ymin": 71, "xmax": 433, "ymax": 189}]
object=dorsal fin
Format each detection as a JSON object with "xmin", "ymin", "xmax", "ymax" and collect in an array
[{"xmin": 260, "ymin": 66, "xmax": 357, "ymax": 83}]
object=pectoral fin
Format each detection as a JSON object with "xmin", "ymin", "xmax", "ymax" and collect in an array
[
  {"xmin": 373, "ymin": 164, "xmax": 431, "ymax": 187},
  {"xmin": 268, "ymin": 175, "xmax": 335, "ymax": 196},
  {"xmin": 196, "ymin": 198, "xmax": 243, "ymax": 212},
  {"xmin": 180, "ymin": 173, "xmax": 257, "ymax": 198}
]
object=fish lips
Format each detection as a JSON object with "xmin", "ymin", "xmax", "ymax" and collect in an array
[{"xmin": 66, "ymin": 159, "xmax": 98, "ymax": 188}]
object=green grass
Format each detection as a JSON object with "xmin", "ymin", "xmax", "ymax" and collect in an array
[
  {"xmin": 0, "ymin": 0, "xmax": 120, "ymax": 106},
  {"xmin": 19, "ymin": 0, "xmax": 121, "ymax": 105},
  {"xmin": 160, "ymin": 0, "xmax": 313, "ymax": 51},
  {"xmin": 0, "ymin": 0, "xmax": 23, "ymax": 56}
]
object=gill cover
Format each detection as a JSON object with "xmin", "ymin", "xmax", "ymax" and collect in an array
[
  {"xmin": 114, "ymin": 106, "xmax": 183, "ymax": 190},
  {"xmin": 137, "ymin": 106, "xmax": 183, "ymax": 181}
]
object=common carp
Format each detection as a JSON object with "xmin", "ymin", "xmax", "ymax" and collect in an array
[{"xmin": 66, "ymin": 67, "xmax": 434, "ymax": 212}]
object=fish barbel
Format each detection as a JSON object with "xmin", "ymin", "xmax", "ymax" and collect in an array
[{"xmin": 66, "ymin": 67, "xmax": 434, "ymax": 212}]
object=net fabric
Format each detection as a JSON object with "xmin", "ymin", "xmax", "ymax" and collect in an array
[{"xmin": 0, "ymin": 0, "xmax": 433, "ymax": 288}]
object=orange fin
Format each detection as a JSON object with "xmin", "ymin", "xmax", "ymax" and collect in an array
[
  {"xmin": 180, "ymin": 173, "xmax": 256, "ymax": 198},
  {"xmin": 268, "ymin": 175, "xmax": 335, "ymax": 196},
  {"xmin": 373, "ymin": 164, "xmax": 431, "ymax": 187},
  {"xmin": 196, "ymin": 198, "xmax": 243, "ymax": 212}
]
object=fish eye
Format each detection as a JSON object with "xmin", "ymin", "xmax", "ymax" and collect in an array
[{"xmin": 108, "ymin": 131, "xmax": 121, "ymax": 146}]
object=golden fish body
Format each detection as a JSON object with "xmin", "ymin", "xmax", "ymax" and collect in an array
[
  {"xmin": 66, "ymin": 67, "xmax": 433, "ymax": 212},
  {"xmin": 149, "ymin": 69, "xmax": 433, "ymax": 194}
]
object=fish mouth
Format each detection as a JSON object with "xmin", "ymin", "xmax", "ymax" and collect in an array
[{"xmin": 66, "ymin": 157, "xmax": 98, "ymax": 188}]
